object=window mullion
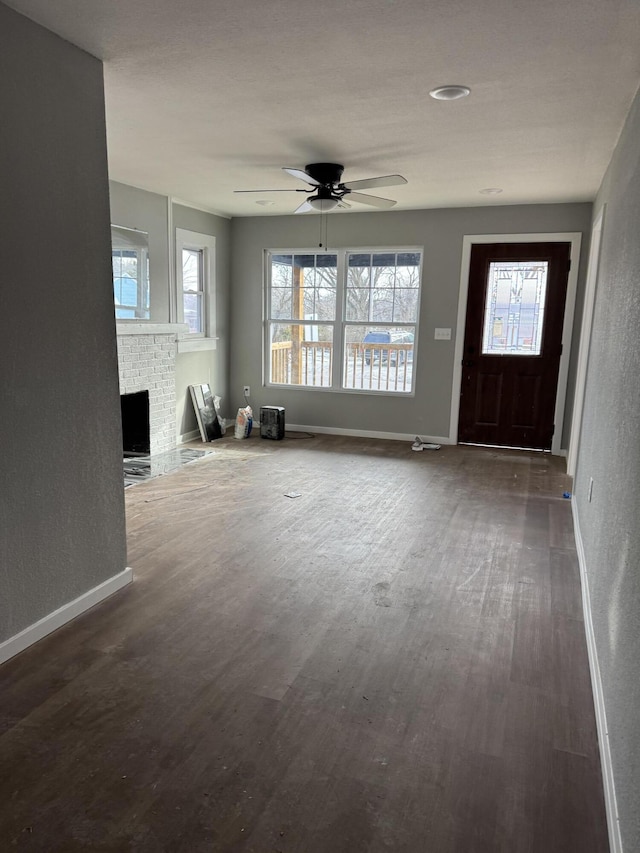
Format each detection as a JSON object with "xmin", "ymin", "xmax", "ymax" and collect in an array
[
  {"xmin": 334, "ymin": 250, "xmax": 346, "ymax": 388},
  {"xmin": 197, "ymin": 248, "xmax": 206, "ymax": 334},
  {"xmin": 369, "ymin": 257, "xmax": 374, "ymax": 323},
  {"xmin": 263, "ymin": 251, "xmax": 272, "ymax": 387}
]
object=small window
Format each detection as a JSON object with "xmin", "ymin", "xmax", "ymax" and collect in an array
[
  {"xmin": 175, "ymin": 229, "xmax": 216, "ymax": 349},
  {"xmin": 111, "ymin": 226, "xmax": 150, "ymax": 320},
  {"xmin": 181, "ymin": 248, "xmax": 205, "ymax": 334}
]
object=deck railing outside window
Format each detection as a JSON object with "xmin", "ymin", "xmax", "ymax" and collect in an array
[
  {"xmin": 271, "ymin": 341, "xmax": 332, "ymax": 387},
  {"xmin": 270, "ymin": 341, "xmax": 413, "ymax": 392},
  {"xmin": 267, "ymin": 249, "xmax": 422, "ymax": 394}
]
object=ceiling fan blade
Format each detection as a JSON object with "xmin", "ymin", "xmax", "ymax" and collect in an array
[
  {"xmin": 342, "ymin": 174, "xmax": 407, "ymax": 191},
  {"xmin": 283, "ymin": 167, "xmax": 322, "ymax": 187},
  {"xmin": 294, "ymin": 200, "xmax": 314, "ymax": 214},
  {"xmin": 346, "ymin": 191, "xmax": 397, "ymax": 209},
  {"xmin": 234, "ymin": 188, "xmax": 306, "ymax": 193},
  {"xmin": 336, "ymin": 200, "xmax": 351, "ymax": 209}
]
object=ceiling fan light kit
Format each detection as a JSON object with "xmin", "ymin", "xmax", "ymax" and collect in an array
[
  {"xmin": 308, "ymin": 196, "xmax": 340, "ymax": 212},
  {"xmin": 235, "ymin": 162, "xmax": 407, "ymax": 214}
]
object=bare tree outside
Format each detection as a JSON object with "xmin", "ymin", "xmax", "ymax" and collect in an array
[{"xmin": 267, "ymin": 251, "xmax": 422, "ymax": 391}]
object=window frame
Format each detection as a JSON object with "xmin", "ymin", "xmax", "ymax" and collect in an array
[
  {"xmin": 180, "ymin": 246, "xmax": 206, "ymax": 335},
  {"xmin": 111, "ymin": 225, "xmax": 150, "ymax": 321},
  {"xmin": 175, "ymin": 228, "xmax": 217, "ymax": 352},
  {"xmin": 264, "ymin": 247, "xmax": 423, "ymax": 396}
]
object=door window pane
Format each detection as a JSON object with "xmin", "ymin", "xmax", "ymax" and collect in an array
[{"xmin": 482, "ymin": 261, "xmax": 548, "ymax": 355}]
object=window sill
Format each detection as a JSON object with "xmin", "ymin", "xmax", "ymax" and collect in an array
[
  {"xmin": 177, "ymin": 336, "xmax": 219, "ymax": 353},
  {"xmin": 265, "ymin": 382, "xmax": 415, "ymax": 397}
]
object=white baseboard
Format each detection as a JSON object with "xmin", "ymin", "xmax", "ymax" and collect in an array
[
  {"xmin": 0, "ymin": 567, "xmax": 133, "ymax": 666},
  {"xmin": 572, "ymin": 502, "xmax": 622, "ymax": 853},
  {"xmin": 179, "ymin": 428, "xmax": 201, "ymax": 444},
  {"xmin": 286, "ymin": 423, "xmax": 453, "ymax": 445}
]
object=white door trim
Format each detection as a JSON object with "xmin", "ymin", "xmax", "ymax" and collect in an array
[
  {"xmin": 450, "ymin": 233, "xmax": 582, "ymax": 455},
  {"xmin": 566, "ymin": 208, "xmax": 605, "ymax": 476}
]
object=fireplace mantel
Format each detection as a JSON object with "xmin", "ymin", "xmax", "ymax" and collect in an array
[{"xmin": 116, "ymin": 323, "xmax": 188, "ymax": 337}]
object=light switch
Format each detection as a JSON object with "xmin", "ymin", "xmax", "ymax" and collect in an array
[{"xmin": 434, "ymin": 328, "xmax": 452, "ymax": 340}]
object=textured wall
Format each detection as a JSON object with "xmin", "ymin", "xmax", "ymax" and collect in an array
[
  {"xmin": 0, "ymin": 4, "xmax": 127, "ymax": 641},
  {"xmin": 230, "ymin": 204, "xmax": 592, "ymax": 442},
  {"xmin": 574, "ymin": 86, "xmax": 640, "ymax": 852}
]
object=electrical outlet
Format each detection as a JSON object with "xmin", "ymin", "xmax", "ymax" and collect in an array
[
  {"xmin": 243, "ymin": 385, "xmax": 250, "ymax": 397},
  {"xmin": 588, "ymin": 477, "xmax": 594, "ymax": 502}
]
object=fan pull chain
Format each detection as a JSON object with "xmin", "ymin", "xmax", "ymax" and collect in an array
[{"xmin": 318, "ymin": 212, "xmax": 329, "ymax": 249}]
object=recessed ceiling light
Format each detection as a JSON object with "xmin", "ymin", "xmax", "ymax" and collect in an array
[
  {"xmin": 255, "ymin": 199, "xmax": 275, "ymax": 206},
  {"xmin": 429, "ymin": 85, "xmax": 470, "ymax": 101},
  {"xmin": 479, "ymin": 187, "xmax": 503, "ymax": 195}
]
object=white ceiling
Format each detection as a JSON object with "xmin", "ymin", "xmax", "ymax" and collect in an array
[{"xmin": 6, "ymin": 0, "xmax": 640, "ymax": 217}]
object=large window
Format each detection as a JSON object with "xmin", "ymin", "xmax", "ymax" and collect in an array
[{"xmin": 266, "ymin": 249, "xmax": 422, "ymax": 394}]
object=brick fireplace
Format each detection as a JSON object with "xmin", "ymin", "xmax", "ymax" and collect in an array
[{"xmin": 116, "ymin": 324, "xmax": 186, "ymax": 456}]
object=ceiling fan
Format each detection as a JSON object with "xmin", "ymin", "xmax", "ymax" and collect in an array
[{"xmin": 234, "ymin": 163, "xmax": 407, "ymax": 213}]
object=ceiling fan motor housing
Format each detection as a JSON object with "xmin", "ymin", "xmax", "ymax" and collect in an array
[
  {"xmin": 305, "ymin": 163, "xmax": 345, "ymax": 186},
  {"xmin": 314, "ymin": 186, "xmax": 342, "ymax": 201}
]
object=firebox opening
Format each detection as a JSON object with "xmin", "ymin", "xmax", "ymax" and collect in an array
[{"xmin": 121, "ymin": 390, "xmax": 150, "ymax": 457}]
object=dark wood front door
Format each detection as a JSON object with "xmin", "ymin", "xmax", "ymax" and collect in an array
[{"xmin": 458, "ymin": 242, "xmax": 571, "ymax": 450}]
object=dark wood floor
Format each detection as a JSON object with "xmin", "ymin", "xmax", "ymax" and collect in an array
[{"xmin": 0, "ymin": 436, "xmax": 609, "ymax": 852}]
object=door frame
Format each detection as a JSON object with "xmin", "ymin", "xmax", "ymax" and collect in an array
[
  {"xmin": 449, "ymin": 233, "xmax": 582, "ymax": 456},
  {"xmin": 566, "ymin": 208, "xmax": 605, "ymax": 476}
]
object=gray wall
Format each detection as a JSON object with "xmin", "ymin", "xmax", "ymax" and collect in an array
[
  {"xmin": 573, "ymin": 86, "xmax": 640, "ymax": 852},
  {"xmin": 0, "ymin": 4, "xmax": 126, "ymax": 641},
  {"xmin": 173, "ymin": 204, "xmax": 231, "ymax": 435},
  {"xmin": 109, "ymin": 181, "xmax": 170, "ymax": 322},
  {"xmin": 108, "ymin": 184, "xmax": 232, "ymax": 434},
  {"xmin": 230, "ymin": 204, "xmax": 592, "ymax": 442}
]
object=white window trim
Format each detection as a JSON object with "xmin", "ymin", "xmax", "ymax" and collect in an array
[
  {"xmin": 264, "ymin": 246, "xmax": 423, "ymax": 396},
  {"xmin": 175, "ymin": 228, "xmax": 218, "ymax": 353}
]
